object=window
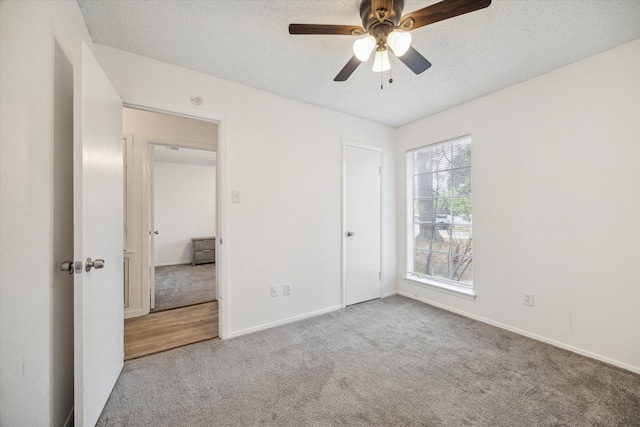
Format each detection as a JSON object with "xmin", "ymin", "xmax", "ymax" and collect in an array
[{"xmin": 407, "ymin": 135, "xmax": 472, "ymax": 290}]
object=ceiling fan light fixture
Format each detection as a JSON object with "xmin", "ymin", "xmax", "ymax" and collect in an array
[
  {"xmin": 353, "ymin": 35, "xmax": 377, "ymax": 61},
  {"xmin": 387, "ymin": 30, "xmax": 412, "ymax": 57},
  {"xmin": 372, "ymin": 49, "xmax": 391, "ymax": 72}
]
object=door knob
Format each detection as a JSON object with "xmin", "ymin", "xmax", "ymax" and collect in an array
[
  {"xmin": 346, "ymin": 231, "xmax": 355, "ymax": 237},
  {"xmin": 154, "ymin": 230, "xmax": 159, "ymax": 235},
  {"xmin": 59, "ymin": 260, "xmax": 74, "ymax": 275},
  {"xmin": 85, "ymin": 257, "xmax": 105, "ymax": 272}
]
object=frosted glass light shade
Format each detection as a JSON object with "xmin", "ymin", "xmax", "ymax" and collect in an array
[
  {"xmin": 353, "ymin": 35, "xmax": 376, "ymax": 61},
  {"xmin": 387, "ymin": 30, "xmax": 412, "ymax": 56},
  {"xmin": 372, "ymin": 49, "xmax": 391, "ymax": 72}
]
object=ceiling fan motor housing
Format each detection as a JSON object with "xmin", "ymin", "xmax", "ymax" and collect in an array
[
  {"xmin": 360, "ymin": 0, "xmax": 405, "ymax": 46},
  {"xmin": 360, "ymin": 0, "xmax": 404, "ymax": 30}
]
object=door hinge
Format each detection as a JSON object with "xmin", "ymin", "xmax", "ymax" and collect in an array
[
  {"xmin": 378, "ymin": 166, "xmax": 382, "ymax": 174},
  {"xmin": 379, "ymin": 271, "xmax": 382, "ymax": 279}
]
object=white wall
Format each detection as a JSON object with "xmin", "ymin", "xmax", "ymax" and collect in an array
[
  {"xmin": 0, "ymin": 1, "xmax": 93, "ymax": 425},
  {"xmin": 154, "ymin": 161, "xmax": 216, "ymax": 265},
  {"xmin": 397, "ymin": 39, "xmax": 640, "ymax": 373},
  {"xmin": 95, "ymin": 45, "xmax": 398, "ymax": 336},
  {"xmin": 123, "ymin": 107, "xmax": 218, "ymax": 149}
]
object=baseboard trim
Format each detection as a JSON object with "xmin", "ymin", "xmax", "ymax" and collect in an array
[
  {"xmin": 124, "ymin": 308, "xmax": 145, "ymax": 319},
  {"xmin": 63, "ymin": 407, "xmax": 74, "ymax": 427},
  {"xmin": 155, "ymin": 261, "xmax": 191, "ymax": 267},
  {"xmin": 382, "ymin": 290, "xmax": 398, "ymax": 298},
  {"xmin": 228, "ymin": 305, "xmax": 343, "ymax": 338},
  {"xmin": 398, "ymin": 291, "xmax": 640, "ymax": 375}
]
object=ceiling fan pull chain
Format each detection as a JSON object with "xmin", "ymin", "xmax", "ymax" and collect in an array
[{"xmin": 380, "ymin": 68, "xmax": 383, "ymax": 90}]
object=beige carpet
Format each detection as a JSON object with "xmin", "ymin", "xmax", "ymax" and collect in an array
[{"xmin": 152, "ymin": 263, "xmax": 216, "ymax": 311}]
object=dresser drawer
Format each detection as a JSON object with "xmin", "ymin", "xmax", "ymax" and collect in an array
[
  {"xmin": 194, "ymin": 238, "xmax": 215, "ymax": 251},
  {"xmin": 194, "ymin": 249, "xmax": 215, "ymax": 263}
]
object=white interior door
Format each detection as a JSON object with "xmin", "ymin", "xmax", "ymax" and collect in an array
[
  {"xmin": 149, "ymin": 145, "xmax": 156, "ymax": 310},
  {"xmin": 345, "ymin": 144, "xmax": 382, "ymax": 305},
  {"xmin": 74, "ymin": 40, "xmax": 124, "ymax": 427}
]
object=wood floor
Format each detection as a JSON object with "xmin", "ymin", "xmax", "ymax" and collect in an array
[{"xmin": 124, "ymin": 301, "xmax": 218, "ymax": 360}]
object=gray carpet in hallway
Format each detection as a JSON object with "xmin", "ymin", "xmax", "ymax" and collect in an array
[
  {"xmin": 98, "ymin": 296, "xmax": 640, "ymax": 426},
  {"xmin": 153, "ymin": 263, "xmax": 216, "ymax": 311}
]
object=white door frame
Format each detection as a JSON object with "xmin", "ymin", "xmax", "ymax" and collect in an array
[
  {"xmin": 342, "ymin": 140, "xmax": 384, "ymax": 307},
  {"xmin": 148, "ymin": 144, "xmax": 156, "ymax": 311},
  {"xmin": 124, "ymin": 102, "xmax": 230, "ymax": 339}
]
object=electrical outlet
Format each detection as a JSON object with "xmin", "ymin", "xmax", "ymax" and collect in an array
[
  {"xmin": 271, "ymin": 284, "xmax": 279, "ymax": 297},
  {"xmin": 523, "ymin": 293, "xmax": 534, "ymax": 307},
  {"xmin": 413, "ymin": 286, "xmax": 420, "ymax": 297},
  {"xmin": 283, "ymin": 283, "xmax": 291, "ymax": 296}
]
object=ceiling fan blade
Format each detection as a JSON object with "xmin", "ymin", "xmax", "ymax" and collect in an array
[
  {"xmin": 397, "ymin": 46, "xmax": 432, "ymax": 74},
  {"xmin": 400, "ymin": 0, "xmax": 491, "ymax": 31},
  {"xmin": 289, "ymin": 24, "xmax": 365, "ymax": 36},
  {"xmin": 334, "ymin": 56, "xmax": 362, "ymax": 82}
]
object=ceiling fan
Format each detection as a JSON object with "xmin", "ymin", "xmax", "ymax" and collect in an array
[{"xmin": 289, "ymin": 0, "xmax": 491, "ymax": 82}]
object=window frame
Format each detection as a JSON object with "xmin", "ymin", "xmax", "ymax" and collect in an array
[{"xmin": 405, "ymin": 135, "xmax": 475, "ymax": 299}]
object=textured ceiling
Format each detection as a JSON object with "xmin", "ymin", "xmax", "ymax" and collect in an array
[{"xmin": 77, "ymin": 0, "xmax": 640, "ymax": 127}]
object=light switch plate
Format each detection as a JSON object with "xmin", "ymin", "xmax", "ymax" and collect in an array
[{"xmin": 232, "ymin": 190, "xmax": 241, "ymax": 203}]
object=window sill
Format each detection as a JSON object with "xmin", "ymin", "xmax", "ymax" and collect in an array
[{"xmin": 404, "ymin": 276, "xmax": 476, "ymax": 300}]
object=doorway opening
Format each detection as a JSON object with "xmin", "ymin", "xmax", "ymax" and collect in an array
[
  {"xmin": 149, "ymin": 145, "xmax": 217, "ymax": 312},
  {"xmin": 122, "ymin": 107, "xmax": 219, "ymax": 359}
]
